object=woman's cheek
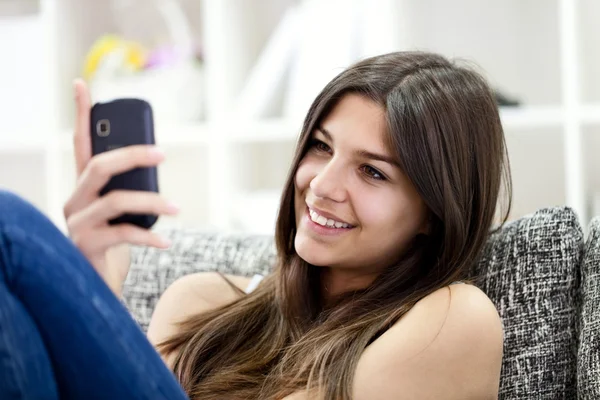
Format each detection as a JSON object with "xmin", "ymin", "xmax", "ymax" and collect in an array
[
  {"xmin": 352, "ymin": 188, "xmax": 396, "ymax": 227},
  {"xmin": 294, "ymin": 157, "xmax": 315, "ymax": 191}
]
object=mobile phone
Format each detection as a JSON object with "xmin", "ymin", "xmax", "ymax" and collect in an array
[{"xmin": 90, "ymin": 98, "xmax": 159, "ymax": 229}]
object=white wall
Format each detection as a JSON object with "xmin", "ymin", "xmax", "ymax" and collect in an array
[
  {"xmin": 402, "ymin": 0, "xmax": 561, "ymax": 105},
  {"xmin": 580, "ymin": 0, "xmax": 600, "ymax": 103}
]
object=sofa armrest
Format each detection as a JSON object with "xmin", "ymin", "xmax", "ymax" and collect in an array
[{"xmin": 578, "ymin": 216, "xmax": 600, "ymax": 397}]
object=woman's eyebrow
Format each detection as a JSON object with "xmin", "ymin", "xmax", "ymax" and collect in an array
[
  {"xmin": 356, "ymin": 150, "xmax": 400, "ymax": 168},
  {"xmin": 317, "ymin": 126, "xmax": 400, "ymax": 168},
  {"xmin": 316, "ymin": 126, "xmax": 333, "ymax": 141}
]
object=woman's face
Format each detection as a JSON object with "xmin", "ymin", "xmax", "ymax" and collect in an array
[{"xmin": 294, "ymin": 94, "xmax": 429, "ymax": 276}]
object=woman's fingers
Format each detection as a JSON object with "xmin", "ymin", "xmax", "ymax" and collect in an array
[
  {"xmin": 73, "ymin": 78, "xmax": 92, "ymax": 177},
  {"xmin": 64, "ymin": 145, "xmax": 165, "ymax": 217},
  {"xmin": 72, "ymin": 224, "xmax": 172, "ymax": 257},
  {"xmin": 80, "ymin": 145, "xmax": 165, "ymax": 193},
  {"xmin": 67, "ymin": 190, "xmax": 179, "ymax": 231}
]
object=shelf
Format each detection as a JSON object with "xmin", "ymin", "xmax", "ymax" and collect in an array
[
  {"xmin": 56, "ymin": 123, "xmax": 212, "ymax": 152},
  {"xmin": 52, "ymin": 108, "xmax": 573, "ymax": 153},
  {"xmin": 155, "ymin": 119, "xmax": 300, "ymax": 145},
  {"xmin": 580, "ymin": 104, "xmax": 600, "ymax": 125},
  {"xmin": 0, "ymin": 135, "xmax": 47, "ymax": 153},
  {"xmin": 57, "ymin": 118, "xmax": 302, "ymax": 151},
  {"xmin": 499, "ymin": 106, "xmax": 564, "ymax": 129},
  {"xmin": 163, "ymin": 110, "xmax": 564, "ymax": 143},
  {"xmin": 225, "ymin": 118, "xmax": 301, "ymax": 143},
  {"xmin": 154, "ymin": 122, "xmax": 212, "ymax": 147}
]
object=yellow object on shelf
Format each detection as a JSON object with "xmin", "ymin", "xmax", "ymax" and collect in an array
[{"xmin": 82, "ymin": 35, "xmax": 147, "ymax": 80}]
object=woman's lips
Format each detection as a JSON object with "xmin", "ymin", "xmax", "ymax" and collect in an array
[{"xmin": 304, "ymin": 206, "xmax": 354, "ymax": 237}]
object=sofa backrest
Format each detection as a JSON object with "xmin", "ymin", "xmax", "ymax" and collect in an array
[
  {"xmin": 124, "ymin": 231, "xmax": 275, "ymax": 329},
  {"xmin": 470, "ymin": 207, "xmax": 582, "ymax": 399}
]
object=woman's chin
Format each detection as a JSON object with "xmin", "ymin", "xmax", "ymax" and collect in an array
[{"xmin": 294, "ymin": 233, "xmax": 332, "ymax": 267}]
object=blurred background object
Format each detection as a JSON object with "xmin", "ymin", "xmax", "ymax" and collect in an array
[
  {"xmin": 0, "ymin": 0, "xmax": 598, "ymax": 234},
  {"xmin": 84, "ymin": 0, "xmax": 204, "ymax": 123}
]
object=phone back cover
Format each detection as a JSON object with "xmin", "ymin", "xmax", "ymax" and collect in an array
[{"xmin": 90, "ymin": 99, "xmax": 159, "ymax": 228}]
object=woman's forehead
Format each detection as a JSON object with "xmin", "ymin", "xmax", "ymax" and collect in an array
[{"xmin": 317, "ymin": 94, "xmax": 392, "ymax": 154}]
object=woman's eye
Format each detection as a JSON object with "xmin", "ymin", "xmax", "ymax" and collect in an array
[
  {"xmin": 361, "ymin": 165, "xmax": 385, "ymax": 181},
  {"xmin": 310, "ymin": 139, "xmax": 332, "ymax": 154}
]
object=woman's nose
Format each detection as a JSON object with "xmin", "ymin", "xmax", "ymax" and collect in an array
[{"xmin": 309, "ymin": 160, "xmax": 347, "ymax": 203}]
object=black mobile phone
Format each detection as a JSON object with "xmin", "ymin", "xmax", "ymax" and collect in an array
[{"xmin": 90, "ymin": 98, "xmax": 159, "ymax": 229}]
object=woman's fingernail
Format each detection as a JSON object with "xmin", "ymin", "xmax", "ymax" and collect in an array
[
  {"xmin": 148, "ymin": 147, "xmax": 165, "ymax": 159},
  {"xmin": 160, "ymin": 236, "xmax": 172, "ymax": 248},
  {"xmin": 166, "ymin": 202, "xmax": 180, "ymax": 214}
]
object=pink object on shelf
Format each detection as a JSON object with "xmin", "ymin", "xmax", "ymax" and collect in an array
[{"xmin": 145, "ymin": 46, "xmax": 183, "ymax": 69}]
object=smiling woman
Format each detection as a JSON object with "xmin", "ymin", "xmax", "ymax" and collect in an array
[{"xmin": 151, "ymin": 51, "xmax": 512, "ymax": 400}]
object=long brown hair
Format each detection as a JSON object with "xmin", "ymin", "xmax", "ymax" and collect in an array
[{"xmin": 158, "ymin": 51, "xmax": 512, "ymax": 399}]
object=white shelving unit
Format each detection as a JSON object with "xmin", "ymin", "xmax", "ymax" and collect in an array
[{"xmin": 1, "ymin": 0, "xmax": 599, "ymax": 235}]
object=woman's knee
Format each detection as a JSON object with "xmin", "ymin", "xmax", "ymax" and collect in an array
[
  {"xmin": 0, "ymin": 190, "xmax": 37, "ymax": 211},
  {"xmin": 0, "ymin": 190, "xmax": 53, "ymax": 230}
]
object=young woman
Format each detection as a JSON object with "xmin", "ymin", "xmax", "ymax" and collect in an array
[{"xmin": 0, "ymin": 51, "xmax": 511, "ymax": 399}]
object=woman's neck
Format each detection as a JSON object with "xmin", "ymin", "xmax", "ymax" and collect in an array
[{"xmin": 320, "ymin": 267, "xmax": 379, "ymax": 300}]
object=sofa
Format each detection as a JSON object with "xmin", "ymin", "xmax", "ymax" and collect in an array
[{"xmin": 122, "ymin": 207, "xmax": 600, "ymax": 399}]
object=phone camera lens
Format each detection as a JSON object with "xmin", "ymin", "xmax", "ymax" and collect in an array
[{"xmin": 97, "ymin": 120, "xmax": 110, "ymax": 137}]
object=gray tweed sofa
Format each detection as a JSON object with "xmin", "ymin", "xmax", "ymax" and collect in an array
[{"xmin": 122, "ymin": 207, "xmax": 600, "ymax": 400}]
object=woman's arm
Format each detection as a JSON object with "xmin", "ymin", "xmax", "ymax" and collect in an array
[
  {"xmin": 147, "ymin": 272, "xmax": 251, "ymax": 368},
  {"xmin": 353, "ymin": 283, "xmax": 503, "ymax": 400},
  {"xmin": 103, "ymin": 244, "xmax": 130, "ymax": 296}
]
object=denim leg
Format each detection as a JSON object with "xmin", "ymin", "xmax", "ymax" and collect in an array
[
  {"xmin": 0, "ymin": 283, "xmax": 58, "ymax": 399},
  {"xmin": 0, "ymin": 190, "xmax": 188, "ymax": 400}
]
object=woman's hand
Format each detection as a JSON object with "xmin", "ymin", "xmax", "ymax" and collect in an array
[{"xmin": 63, "ymin": 79, "xmax": 179, "ymax": 296}]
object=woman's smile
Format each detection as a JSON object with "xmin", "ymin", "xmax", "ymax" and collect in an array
[{"xmin": 302, "ymin": 205, "xmax": 356, "ymax": 237}]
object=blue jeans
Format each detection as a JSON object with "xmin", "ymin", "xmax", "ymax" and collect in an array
[{"xmin": 0, "ymin": 190, "xmax": 188, "ymax": 399}]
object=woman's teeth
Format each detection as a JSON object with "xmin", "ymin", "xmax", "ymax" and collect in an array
[{"xmin": 309, "ymin": 208, "xmax": 351, "ymax": 228}]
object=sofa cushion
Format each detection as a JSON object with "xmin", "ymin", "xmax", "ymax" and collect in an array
[
  {"xmin": 123, "ymin": 230, "xmax": 276, "ymax": 331},
  {"xmin": 470, "ymin": 207, "xmax": 582, "ymax": 399},
  {"xmin": 577, "ymin": 216, "xmax": 600, "ymax": 398},
  {"xmin": 123, "ymin": 207, "xmax": 583, "ymax": 399}
]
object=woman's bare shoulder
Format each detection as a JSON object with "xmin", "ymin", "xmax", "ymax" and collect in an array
[
  {"xmin": 353, "ymin": 283, "xmax": 503, "ymax": 400},
  {"xmin": 146, "ymin": 272, "xmax": 251, "ymax": 358}
]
